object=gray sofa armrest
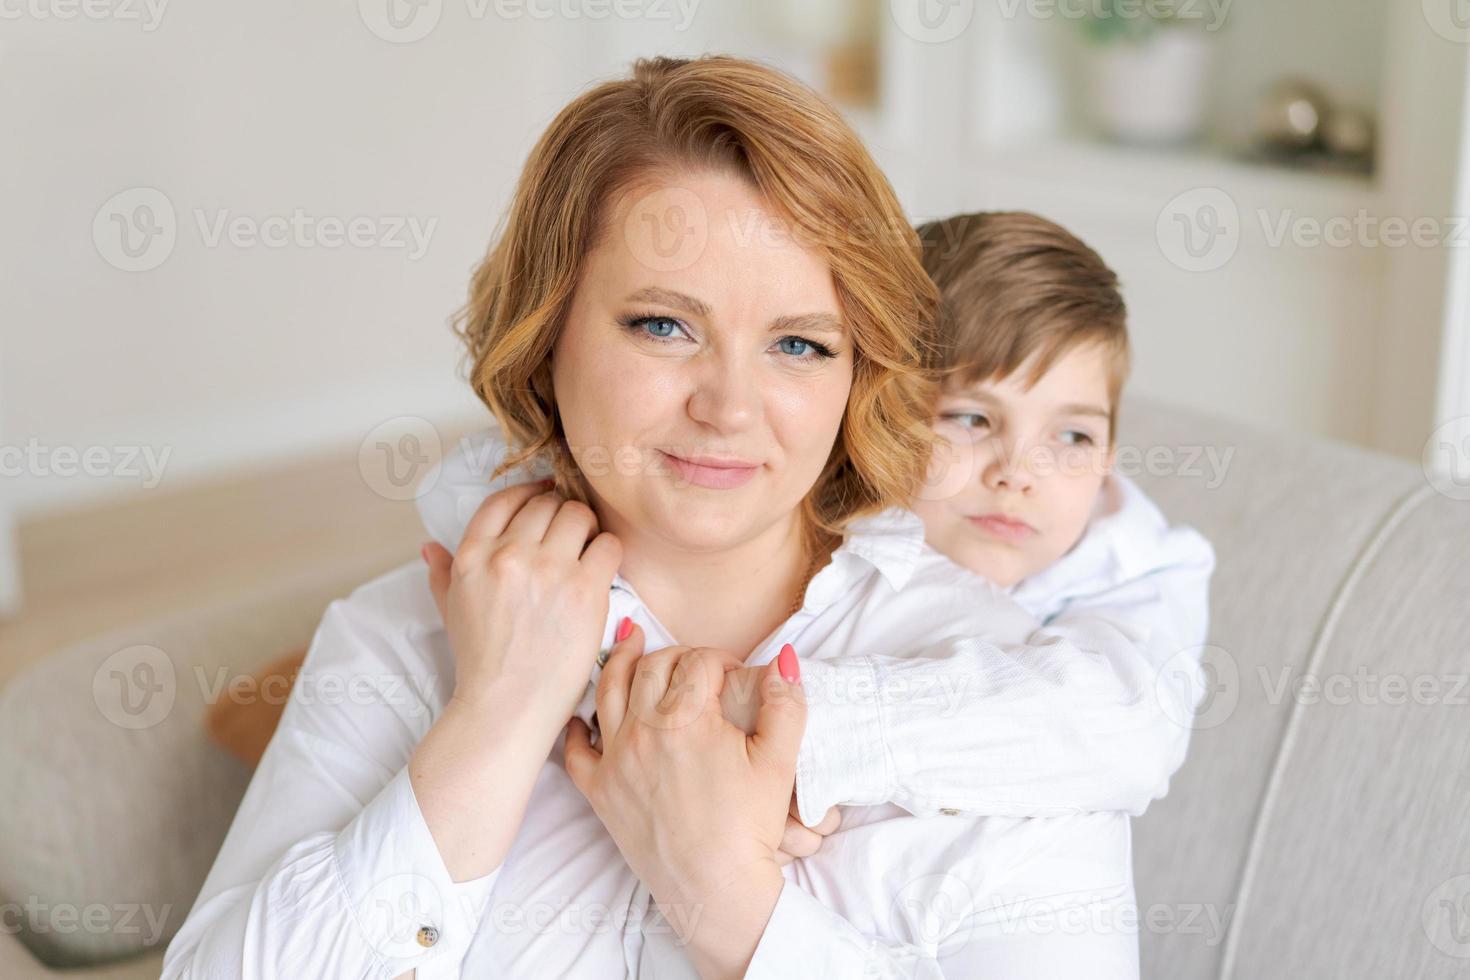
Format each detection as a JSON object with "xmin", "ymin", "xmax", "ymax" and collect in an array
[{"xmin": 0, "ymin": 557, "xmax": 404, "ymax": 971}]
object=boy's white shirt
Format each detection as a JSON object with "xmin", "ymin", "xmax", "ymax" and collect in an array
[{"xmin": 417, "ymin": 426, "xmax": 1216, "ymax": 825}]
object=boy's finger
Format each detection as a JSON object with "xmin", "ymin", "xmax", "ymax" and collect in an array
[{"xmin": 779, "ymin": 816, "xmax": 824, "ymax": 860}]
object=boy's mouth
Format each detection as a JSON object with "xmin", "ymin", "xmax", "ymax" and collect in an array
[{"xmin": 966, "ymin": 513, "xmax": 1037, "ymax": 543}]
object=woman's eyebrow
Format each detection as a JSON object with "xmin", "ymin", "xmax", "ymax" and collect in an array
[
  {"xmin": 625, "ymin": 286, "xmax": 710, "ymax": 317},
  {"xmin": 770, "ymin": 312, "xmax": 845, "ymax": 336}
]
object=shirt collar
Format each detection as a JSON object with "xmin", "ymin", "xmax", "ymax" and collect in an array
[
  {"xmin": 834, "ymin": 506, "xmax": 929, "ymax": 593},
  {"xmin": 1005, "ymin": 473, "xmax": 1151, "ymax": 616}
]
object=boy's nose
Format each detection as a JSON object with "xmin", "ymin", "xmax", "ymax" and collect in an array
[{"xmin": 981, "ymin": 442, "xmax": 1036, "ymax": 494}]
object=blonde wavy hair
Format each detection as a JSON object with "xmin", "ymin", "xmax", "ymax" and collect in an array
[{"xmin": 453, "ymin": 55, "xmax": 939, "ymax": 550}]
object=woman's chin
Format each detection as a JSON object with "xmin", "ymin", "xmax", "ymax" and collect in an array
[{"xmin": 640, "ymin": 488, "xmax": 772, "ymax": 552}]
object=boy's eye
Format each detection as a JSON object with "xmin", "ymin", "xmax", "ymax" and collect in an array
[
  {"xmin": 1059, "ymin": 430, "xmax": 1095, "ymax": 447},
  {"xmin": 943, "ymin": 412, "xmax": 990, "ymax": 430}
]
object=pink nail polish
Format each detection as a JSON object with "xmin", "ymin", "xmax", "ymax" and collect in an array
[
  {"xmin": 616, "ymin": 616, "xmax": 633, "ymax": 642},
  {"xmin": 777, "ymin": 643, "xmax": 800, "ymax": 683}
]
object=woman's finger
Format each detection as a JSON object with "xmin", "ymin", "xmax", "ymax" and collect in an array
[
  {"xmin": 562, "ymin": 716, "xmax": 600, "ymax": 796},
  {"xmin": 652, "ymin": 648, "xmax": 725, "ymax": 731},
  {"xmin": 594, "ymin": 618, "xmax": 643, "ymax": 736},
  {"xmin": 577, "ymin": 531, "xmax": 624, "ymax": 587},
  {"xmin": 422, "ymin": 541, "xmax": 453, "ymax": 623},
  {"xmin": 458, "ymin": 479, "xmax": 554, "ymax": 556},
  {"xmin": 542, "ymin": 497, "xmax": 600, "ymax": 557},
  {"xmin": 749, "ymin": 650, "xmax": 807, "ymax": 770},
  {"xmin": 774, "ymin": 849, "xmax": 796, "ymax": 868},
  {"xmin": 499, "ymin": 489, "xmax": 564, "ymax": 545},
  {"xmin": 626, "ymin": 647, "xmax": 689, "ymax": 729}
]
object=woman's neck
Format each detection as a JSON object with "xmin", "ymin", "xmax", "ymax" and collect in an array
[{"xmin": 606, "ymin": 510, "xmax": 820, "ymax": 657}]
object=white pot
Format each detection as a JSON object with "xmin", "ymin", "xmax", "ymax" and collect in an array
[{"xmin": 1084, "ymin": 28, "xmax": 1214, "ymax": 145}]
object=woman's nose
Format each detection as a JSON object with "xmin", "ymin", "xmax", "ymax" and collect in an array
[{"xmin": 686, "ymin": 357, "xmax": 760, "ymax": 433}]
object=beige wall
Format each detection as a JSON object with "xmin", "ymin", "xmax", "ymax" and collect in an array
[{"xmin": 4, "ymin": 0, "xmax": 1464, "ymax": 521}]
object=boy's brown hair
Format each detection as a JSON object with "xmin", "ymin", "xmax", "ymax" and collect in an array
[{"xmin": 916, "ymin": 211, "xmax": 1130, "ymax": 442}]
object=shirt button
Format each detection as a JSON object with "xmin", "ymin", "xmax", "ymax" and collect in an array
[
  {"xmin": 416, "ymin": 925, "xmax": 440, "ymax": 948},
  {"xmin": 939, "ymin": 807, "xmax": 960, "ymax": 816}
]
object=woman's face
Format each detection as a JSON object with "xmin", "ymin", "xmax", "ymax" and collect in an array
[{"xmin": 551, "ymin": 169, "xmax": 854, "ymax": 553}]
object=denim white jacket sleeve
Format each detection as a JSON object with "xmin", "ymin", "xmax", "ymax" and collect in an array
[{"xmin": 791, "ymin": 473, "xmax": 1216, "ymax": 825}]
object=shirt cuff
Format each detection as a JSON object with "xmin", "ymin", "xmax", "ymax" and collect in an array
[
  {"xmin": 333, "ymin": 765, "xmax": 499, "ymax": 976},
  {"xmin": 793, "ymin": 657, "xmax": 891, "ymax": 827},
  {"xmin": 744, "ymin": 878, "xmax": 874, "ymax": 978}
]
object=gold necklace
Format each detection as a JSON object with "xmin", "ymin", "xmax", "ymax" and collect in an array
[{"xmin": 786, "ymin": 539, "xmax": 829, "ymax": 620}]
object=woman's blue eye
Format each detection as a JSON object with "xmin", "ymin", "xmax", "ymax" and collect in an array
[
  {"xmin": 775, "ymin": 336, "xmax": 837, "ymax": 361},
  {"xmin": 946, "ymin": 413, "xmax": 990, "ymax": 429},
  {"xmin": 641, "ymin": 316, "xmax": 681, "ymax": 339}
]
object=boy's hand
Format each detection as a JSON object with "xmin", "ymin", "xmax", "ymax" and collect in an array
[{"xmin": 776, "ymin": 792, "xmax": 841, "ymax": 866}]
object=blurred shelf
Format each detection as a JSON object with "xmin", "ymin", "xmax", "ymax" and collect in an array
[{"xmin": 966, "ymin": 136, "xmax": 1382, "ymax": 218}]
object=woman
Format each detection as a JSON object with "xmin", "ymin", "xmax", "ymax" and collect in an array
[{"xmin": 163, "ymin": 56, "xmax": 1137, "ymax": 978}]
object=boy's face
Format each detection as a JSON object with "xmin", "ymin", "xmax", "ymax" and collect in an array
[{"xmin": 909, "ymin": 343, "xmax": 1117, "ymax": 588}]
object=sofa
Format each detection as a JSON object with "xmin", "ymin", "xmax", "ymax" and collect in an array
[{"xmin": 2, "ymin": 398, "xmax": 1467, "ymax": 979}]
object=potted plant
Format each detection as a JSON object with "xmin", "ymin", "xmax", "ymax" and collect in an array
[{"xmin": 1077, "ymin": 0, "xmax": 1217, "ymax": 145}]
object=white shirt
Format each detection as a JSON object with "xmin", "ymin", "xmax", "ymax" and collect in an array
[
  {"xmin": 418, "ymin": 428, "xmax": 1217, "ymax": 826},
  {"xmin": 162, "ymin": 430, "xmax": 1211, "ymax": 979}
]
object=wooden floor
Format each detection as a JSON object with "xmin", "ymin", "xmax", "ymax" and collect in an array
[{"xmin": 0, "ymin": 442, "xmax": 463, "ymax": 690}]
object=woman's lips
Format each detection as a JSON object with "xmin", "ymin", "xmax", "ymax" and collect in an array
[
  {"xmin": 660, "ymin": 451, "xmax": 760, "ymax": 490},
  {"xmin": 967, "ymin": 513, "xmax": 1037, "ymax": 543}
]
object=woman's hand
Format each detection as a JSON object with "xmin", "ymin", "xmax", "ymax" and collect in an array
[
  {"xmin": 721, "ymin": 665, "xmax": 842, "ymax": 863},
  {"xmin": 423, "ymin": 479, "xmax": 622, "ymax": 729},
  {"xmin": 409, "ymin": 480, "xmax": 621, "ymax": 885},
  {"xmin": 563, "ymin": 623, "xmax": 806, "ymax": 979}
]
